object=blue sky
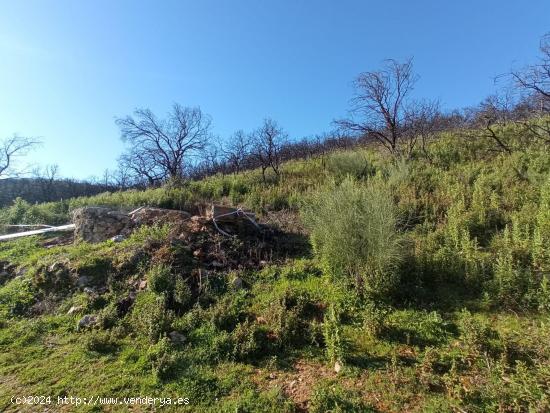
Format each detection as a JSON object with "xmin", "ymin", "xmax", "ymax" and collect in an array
[{"xmin": 1, "ymin": 0, "xmax": 549, "ymax": 179}]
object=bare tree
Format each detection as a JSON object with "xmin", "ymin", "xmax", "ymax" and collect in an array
[
  {"xmin": 511, "ymin": 33, "xmax": 550, "ymax": 111},
  {"xmin": 403, "ymin": 99, "xmax": 442, "ymax": 159},
  {"xmin": 336, "ymin": 58, "xmax": 418, "ymax": 156},
  {"xmin": 32, "ymin": 164, "xmax": 60, "ymax": 200},
  {"xmin": 0, "ymin": 135, "xmax": 41, "ymax": 178},
  {"xmin": 251, "ymin": 118, "xmax": 288, "ymax": 183},
  {"xmin": 221, "ymin": 130, "xmax": 252, "ymax": 174},
  {"xmin": 118, "ymin": 149, "xmax": 165, "ymax": 186},
  {"xmin": 116, "ymin": 104, "xmax": 212, "ymax": 184},
  {"xmin": 470, "ymin": 90, "xmax": 525, "ymax": 154},
  {"xmin": 111, "ymin": 164, "xmax": 134, "ymax": 190}
]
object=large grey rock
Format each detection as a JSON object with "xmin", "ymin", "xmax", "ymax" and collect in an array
[
  {"xmin": 76, "ymin": 275, "xmax": 92, "ymax": 288},
  {"xmin": 72, "ymin": 207, "xmax": 132, "ymax": 243},
  {"xmin": 78, "ymin": 314, "xmax": 98, "ymax": 329},
  {"xmin": 168, "ymin": 331, "xmax": 186, "ymax": 345}
]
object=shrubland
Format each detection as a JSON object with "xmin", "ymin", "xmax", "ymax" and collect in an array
[{"xmin": 0, "ymin": 120, "xmax": 549, "ymax": 411}]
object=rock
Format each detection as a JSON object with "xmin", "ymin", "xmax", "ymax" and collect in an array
[
  {"xmin": 168, "ymin": 331, "xmax": 186, "ymax": 345},
  {"xmin": 116, "ymin": 294, "xmax": 135, "ymax": 316},
  {"xmin": 138, "ymin": 280, "xmax": 147, "ymax": 290},
  {"xmin": 31, "ymin": 300, "xmax": 50, "ymax": 315},
  {"xmin": 77, "ymin": 275, "xmax": 92, "ymax": 288},
  {"xmin": 0, "ymin": 270, "xmax": 10, "ymax": 286},
  {"xmin": 334, "ymin": 361, "xmax": 342, "ymax": 373},
  {"xmin": 231, "ymin": 276, "xmax": 244, "ymax": 290},
  {"xmin": 110, "ymin": 234, "xmax": 126, "ymax": 243},
  {"xmin": 78, "ymin": 314, "xmax": 97, "ymax": 329},
  {"xmin": 67, "ymin": 305, "xmax": 84, "ymax": 315},
  {"xmin": 83, "ymin": 287, "xmax": 96, "ymax": 295},
  {"xmin": 72, "ymin": 207, "xmax": 133, "ymax": 243}
]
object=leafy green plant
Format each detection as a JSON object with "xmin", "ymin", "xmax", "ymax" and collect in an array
[
  {"xmin": 130, "ymin": 291, "xmax": 172, "ymax": 343},
  {"xmin": 302, "ymin": 177, "xmax": 403, "ymax": 296}
]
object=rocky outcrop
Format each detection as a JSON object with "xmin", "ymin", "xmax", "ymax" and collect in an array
[
  {"xmin": 71, "ymin": 207, "xmax": 194, "ymax": 243},
  {"xmin": 72, "ymin": 207, "xmax": 133, "ymax": 243}
]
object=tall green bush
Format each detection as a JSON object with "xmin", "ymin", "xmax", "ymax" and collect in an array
[{"xmin": 301, "ymin": 177, "xmax": 402, "ymax": 295}]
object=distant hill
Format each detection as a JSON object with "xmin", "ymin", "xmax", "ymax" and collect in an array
[{"xmin": 0, "ymin": 177, "xmax": 116, "ymax": 207}]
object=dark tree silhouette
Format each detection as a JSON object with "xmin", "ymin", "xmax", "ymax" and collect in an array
[
  {"xmin": 250, "ymin": 119, "xmax": 288, "ymax": 183},
  {"xmin": 336, "ymin": 59, "xmax": 418, "ymax": 156},
  {"xmin": 116, "ymin": 104, "xmax": 212, "ymax": 183},
  {"xmin": 221, "ymin": 130, "xmax": 252, "ymax": 174}
]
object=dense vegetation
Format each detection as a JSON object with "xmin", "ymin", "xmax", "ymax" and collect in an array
[
  {"xmin": 0, "ymin": 120, "xmax": 549, "ymax": 412},
  {"xmin": 0, "ymin": 177, "xmax": 117, "ymax": 208}
]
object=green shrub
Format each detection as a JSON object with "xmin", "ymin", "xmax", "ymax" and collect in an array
[
  {"xmin": 148, "ymin": 264, "xmax": 173, "ymax": 295},
  {"xmin": 231, "ymin": 320, "xmax": 270, "ymax": 361},
  {"xmin": 384, "ymin": 310, "xmax": 452, "ymax": 346},
  {"xmin": 0, "ymin": 277, "xmax": 36, "ymax": 318},
  {"xmin": 97, "ymin": 303, "xmax": 119, "ymax": 329},
  {"xmin": 148, "ymin": 263, "xmax": 193, "ymax": 311},
  {"xmin": 84, "ymin": 330, "xmax": 118, "ymax": 353},
  {"xmin": 173, "ymin": 276, "xmax": 192, "ymax": 308},
  {"xmin": 146, "ymin": 336, "xmax": 179, "ymax": 381},
  {"xmin": 362, "ymin": 301, "xmax": 391, "ymax": 338},
  {"xmin": 456, "ymin": 309, "xmax": 498, "ymax": 354},
  {"xmin": 130, "ymin": 291, "xmax": 172, "ymax": 343},
  {"xmin": 323, "ymin": 305, "xmax": 347, "ymax": 366},
  {"xmin": 210, "ymin": 291, "xmax": 248, "ymax": 332},
  {"xmin": 302, "ymin": 177, "xmax": 403, "ymax": 295},
  {"xmin": 325, "ymin": 150, "xmax": 375, "ymax": 180}
]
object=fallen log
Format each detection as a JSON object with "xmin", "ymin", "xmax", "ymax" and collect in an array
[{"xmin": 0, "ymin": 224, "xmax": 75, "ymax": 242}]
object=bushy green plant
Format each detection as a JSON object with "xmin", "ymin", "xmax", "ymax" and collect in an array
[
  {"xmin": 231, "ymin": 320, "xmax": 269, "ymax": 361},
  {"xmin": 323, "ymin": 305, "xmax": 347, "ymax": 367},
  {"xmin": 146, "ymin": 336, "xmax": 178, "ymax": 381},
  {"xmin": 210, "ymin": 291, "xmax": 248, "ymax": 332},
  {"xmin": 456, "ymin": 309, "xmax": 498, "ymax": 354},
  {"xmin": 84, "ymin": 330, "xmax": 118, "ymax": 353},
  {"xmin": 362, "ymin": 300, "xmax": 391, "ymax": 338},
  {"xmin": 147, "ymin": 263, "xmax": 193, "ymax": 311},
  {"xmin": 325, "ymin": 150, "xmax": 375, "ymax": 180},
  {"xmin": 302, "ymin": 177, "xmax": 403, "ymax": 295},
  {"xmin": 0, "ymin": 277, "xmax": 36, "ymax": 319},
  {"xmin": 130, "ymin": 291, "xmax": 172, "ymax": 343},
  {"xmin": 385, "ymin": 309, "xmax": 452, "ymax": 346},
  {"xmin": 148, "ymin": 264, "xmax": 173, "ymax": 295}
]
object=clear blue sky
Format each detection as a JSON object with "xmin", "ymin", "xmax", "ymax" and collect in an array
[{"xmin": 1, "ymin": 0, "xmax": 549, "ymax": 179}]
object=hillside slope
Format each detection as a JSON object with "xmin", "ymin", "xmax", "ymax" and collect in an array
[{"xmin": 1, "ymin": 123, "xmax": 549, "ymax": 412}]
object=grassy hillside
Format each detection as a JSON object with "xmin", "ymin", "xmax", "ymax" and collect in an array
[{"xmin": 1, "ymin": 122, "xmax": 549, "ymax": 412}]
